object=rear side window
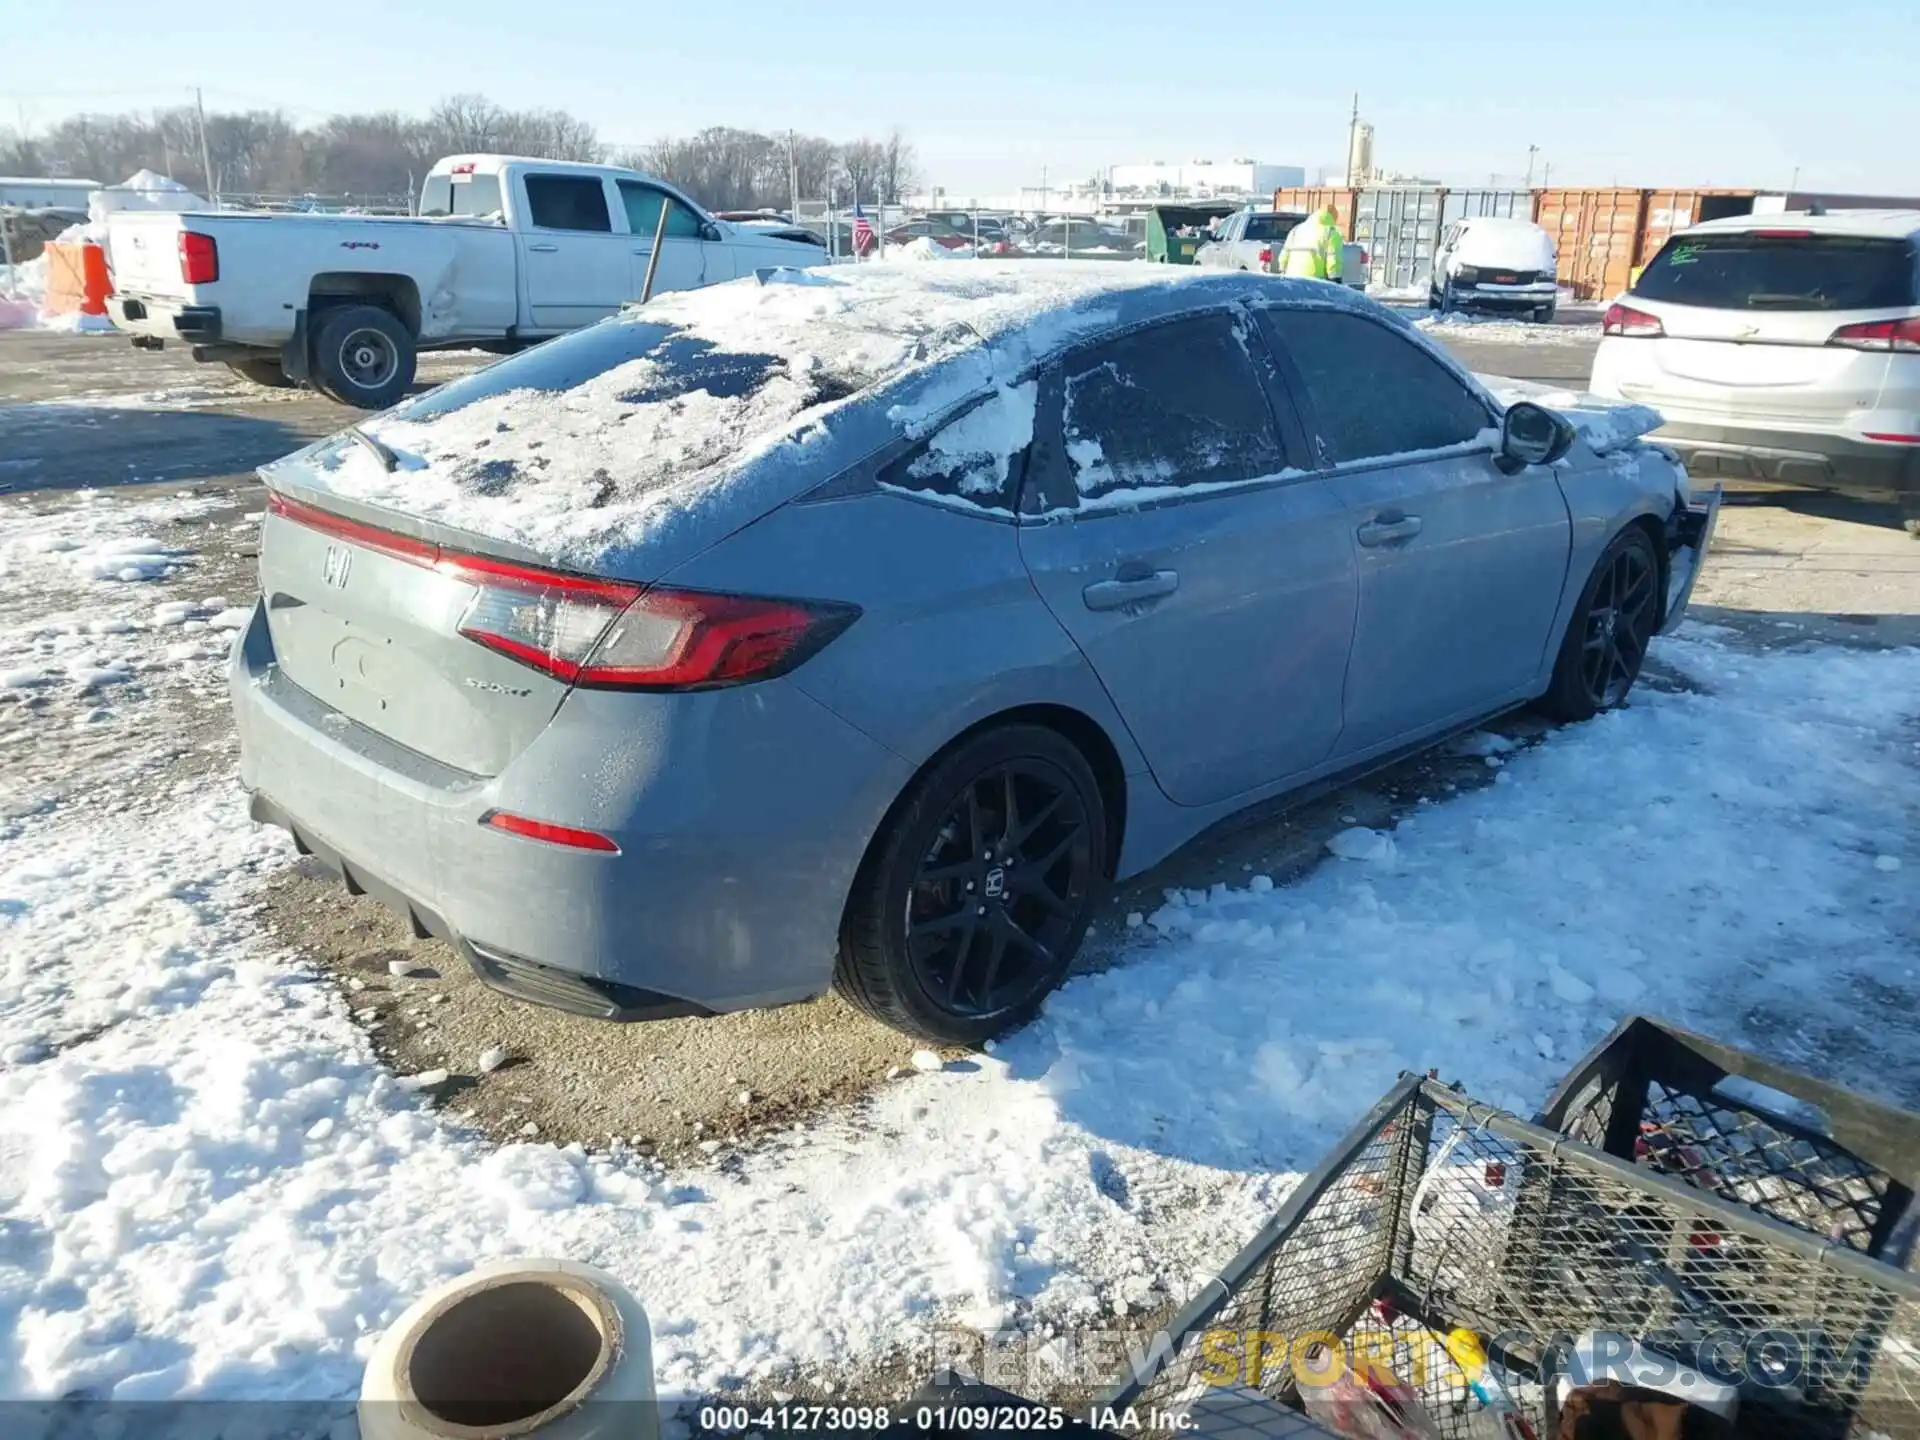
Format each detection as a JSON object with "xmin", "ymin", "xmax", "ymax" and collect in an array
[
  {"xmin": 1259, "ymin": 309, "xmax": 1490, "ymax": 465},
  {"xmin": 1634, "ymin": 233, "xmax": 1919, "ymax": 311},
  {"xmin": 618, "ymin": 182, "xmax": 703, "ymax": 240},
  {"xmin": 1243, "ymin": 215, "xmax": 1300, "ymax": 243},
  {"xmin": 524, "ymin": 174, "xmax": 613, "ymax": 232},
  {"xmin": 1048, "ymin": 312, "xmax": 1286, "ymax": 504},
  {"xmin": 420, "ymin": 173, "xmax": 504, "ymax": 220},
  {"xmin": 877, "ymin": 383, "xmax": 1038, "ymax": 513}
]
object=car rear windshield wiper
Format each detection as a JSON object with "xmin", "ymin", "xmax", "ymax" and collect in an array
[{"xmin": 349, "ymin": 425, "xmax": 398, "ymax": 473}]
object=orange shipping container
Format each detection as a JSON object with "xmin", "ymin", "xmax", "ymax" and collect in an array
[
  {"xmin": 1272, "ymin": 187, "xmax": 1358, "ymax": 239},
  {"xmin": 42, "ymin": 240, "xmax": 113, "ymax": 317},
  {"xmin": 1536, "ymin": 188, "xmax": 1645, "ymax": 302},
  {"xmin": 1638, "ymin": 189, "xmax": 1759, "ymax": 264}
]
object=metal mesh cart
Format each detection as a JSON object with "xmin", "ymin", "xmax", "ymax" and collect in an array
[{"xmin": 1101, "ymin": 1074, "xmax": 1920, "ymax": 1439}]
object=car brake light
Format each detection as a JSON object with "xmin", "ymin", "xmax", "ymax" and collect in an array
[
  {"xmin": 1750, "ymin": 229, "xmax": 1813, "ymax": 238},
  {"xmin": 178, "ymin": 231, "xmax": 218, "ymax": 285},
  {"xmin": 1258, "ymin": 247, "xmax": 1272, "ymax": 265},
  {"xmin": 480, "ymin": 810, "xmax": 620, "ymax": 852},
  {"xmin": 1603, "ymin": 302, "xmax": 1664, "ymax": 337},
  {"xmin": 1828, "ymin": 317, "xmax": 1920, "ymax": 353},
  {"xmin": 268, "ymin": 490, "xmax": 858, "ymax": 690},
  {"xmin": 450, "ymin": 162, "xmax": 477, "ymax": 175},
  {"xmin": 1864, "ymin": 432, "xmax": 1920, "ymax": 444}
]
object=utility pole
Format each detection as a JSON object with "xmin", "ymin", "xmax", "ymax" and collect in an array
[
  {"xmin": 194, "ymin": 87, "xmax": 217, "ymax": 207},
  {"xmin": 1525, "ymin": 144, "xmax": 1539, "ymax": 189},
  {"xmin": 788, "ymin": 128, "xmax": 799, "ymax": 221},
  {"xmin": 1040, "ymin": 164, "xmax": 1048, "ymax": 213},
  {"xmin": 1346, "ymin": 93, "xmax": 1359, "ymax": 186},
  {"xmin": 1542, "ymin": 161, "xmax": 1551, "ymax": 189}
]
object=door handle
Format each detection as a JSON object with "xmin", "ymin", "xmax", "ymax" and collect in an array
[
  {"xmin": 631, "ymin": 247, "xmax": 653, "ymax": 255},
  {"xmin": 527, "ymin": 242, "xmax": 559, "ymax": 253},
  {"xmin": 1083, "ymin": 570, "xmax": 1178, "ymax": 611},
  {"xmin": 1357, "ymin": 514, "xmax": 1423, "ymax": 546}
]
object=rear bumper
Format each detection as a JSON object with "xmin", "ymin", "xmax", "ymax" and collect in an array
[
  {"xmin": 1648, "ymin": 420, "xmax": 1920, "ymax": 501},
  {"xmin": 109, "ymin": 294, "xmax": 223, "ymax": 343},
  {"xmin": 230, "ymin": 600, "xmax": 913, "ymax": 1020}
]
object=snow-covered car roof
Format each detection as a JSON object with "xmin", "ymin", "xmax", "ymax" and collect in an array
[
  {"xmin": 1679, "ymin": 209, "xmax": 1920, "ymax": 240},
  {"xmin": 269, "ymin": 264, "xmax": 1380, "ymax": 574}
]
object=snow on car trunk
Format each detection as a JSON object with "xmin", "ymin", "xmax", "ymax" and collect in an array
[
  {"xmin": 279, "ymin": 264, "xmax": 1277, "ymax": 576},
  {"xmin": 4, "ymin": 597, "xmax": 1918, "ymax": 1407}
]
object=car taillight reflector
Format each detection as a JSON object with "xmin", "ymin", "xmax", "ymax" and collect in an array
[
  {"xmin": 267, "ymin": 490, "xmax": 858, "ymax": 690},
  {"xmin": 1603, "ymin": 302, "xmax": 1664, "ymax": 337},
  {"xmin": 178, "ymin": 231, "xmax": 218, "ymax": 285},
  {"xmin": 480, "ymin": 810, "xmax": 620, "ymax": 852},
  {"xmin": 1828, "ymin": 317, "xmax": 1920, "ymax": 353},
  {"xmin": 1258, "ymin": 247, "xmax": 1273, "ymax": 265}
]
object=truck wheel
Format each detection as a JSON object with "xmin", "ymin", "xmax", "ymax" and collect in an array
[
  {"xmin": 224, "ymin": 357, "xmax": 296, "ymax": 389},
  {"xmin": 1533, "ymin": 303, "xmax": 1558, "ymax": 324},
  {"xmin": 311, "ymin": 305, "xmax": 415, "ymax": 410}
]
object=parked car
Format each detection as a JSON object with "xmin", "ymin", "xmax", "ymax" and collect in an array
[
  {"xmin": 921, "ymin": 211, "xmax": 1010, "ymax": 244},
  {"xmin": 234, "ymin": 266, "xmax": 1714, "ymax": 1043},
  {"xmin": 1431, "ymin": 216, "xmax": 1560, "ymax": 320},
  {"xmin": 102, "ymin": 154, "xmax": 828, "ymax": 408},
  {"xmin": 1022, "ymin": 220, "xmax": 1133, "ymax": 256},
  {"xmin": 886, "ymin": 219, "xmax": 973, "ymax": 251},
  {"xmin": 1197, "ymin": 210, "xmax": 1368, "ymax": 288},
  {"xmin": 1588, "ymin": 210, "xmax": 1920, "ymax": 535}
]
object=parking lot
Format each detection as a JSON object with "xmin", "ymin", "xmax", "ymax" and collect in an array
[
  {"xmin": 7, "ymin": 317, "xmax": 1918, "ymax": 1156},
  {"xmin": 3, "ymin": 313, "xmax": 1918, "ymax": 1404}
]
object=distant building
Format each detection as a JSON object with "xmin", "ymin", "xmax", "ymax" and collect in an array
[
  {"xmin": 1107, "ymin": 159, "xmax": 1306, "ymax": 198},
  {"xmin": 0, "ymin": 176, "xmax": 102, "ymax": 210}
]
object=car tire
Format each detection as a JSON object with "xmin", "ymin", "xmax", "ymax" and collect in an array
[
  {"xmin": 835, "ymin": 723, "xmax": 1108, "ymax": 1045},
  {"xmin": 1538, "ymin": 525, "xmax": 1662, "ymax": 723},
  {"xmin": 1902, "ymin": 497, "xmax": 1920, "ymax": 538},
  {"xmin": 311, "ymin": 304, "xmax": 416, "ymax": 410},
  {"xmin": 1440, "ymin": 279, "xmax": 1455, "ymax": 313},
  {"xmin": 224, "ymin": 357, "xmax": 296, "ymax": 389},
  {"xmin": 1533, "ymin": 303, "xmax": 1557, "ymax": 324}
]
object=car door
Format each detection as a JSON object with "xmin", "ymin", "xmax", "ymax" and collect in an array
[
  {"xmin": 1255, "ymin": 307, "xmax": 1571, "ymax": 758},
  {"xmin": 515, "ymin": 172, "xmax": 634, "ymax": 330},
  {"xmin": 1434, "ymin": 222, "xmax": 1461, "ymax": 297},
  {"xmin": 1017, "ymin": 308, "xmax": 1359, "ymax": 808},
  {"xmin": 1199, "ymin": 214, "xmax": 1237, "ymax": 268},
  {"xmin": 616, "ymin": 180, "xmax": 712, "ymax": 297}
]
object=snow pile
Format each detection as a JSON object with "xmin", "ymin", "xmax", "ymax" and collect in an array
[
  {"xmin": 1417, "ymin": 313, "xmax": 1599, "ymax": 344},
  {"xmin": 1478, "ymin": 374, "xmax": 1666, "ymax": 455},
  {"xmin": 886, "ymin": 237, "xmax": 967, "ymax": 263},
  {"xmin": 294, "ymin": 264, "xmax": 1338, "ymax": 568},
  {"xmin": 88, "ymin": 169, "xmax": 207, "ymax": 226},
  {"xmin": 2, "ymin": 615, "xmax": 1916, "ymax": 1405}
]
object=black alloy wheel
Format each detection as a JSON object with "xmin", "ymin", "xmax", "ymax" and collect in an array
[
  {"xmin": 1540, "ymin": 525, "xmax": 1661, "ymax": 722},
  {"xmin": 836, "ymin": 724, "xmax": 1106, "ymax": 1044},
  {"xmin": 904, "ymin": 757, "xmax": 1094, "ymax": 1019}
]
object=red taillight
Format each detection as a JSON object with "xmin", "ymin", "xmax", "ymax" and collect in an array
[
  {"xmin": 1864, "ymin": 432, "xmax": 1920, "ymax": 444},
  {"xmin": 480, "ymin": 810, "xmax": 620, "ymax": 852},
  {"xmin": 1828, "ymin": 317, "xmax": 1920, "ymax": 353},
  {"xmin": 267, "ymin": 490, "xmax": 857, "ymax": 691},
  {"xmin": 178, "ymin": 231, "xmax": 218, "ymax": 285},
  {"xmin": 1357, "ymin": 248, "xmax": 1370, "ymax": 265},
  {"xmin": 1603, "ymin": 302, "xmax": 1664, "ymax": 337},
  {"xmin": 1750, "ymin": 228, "xmax": 1813, "ymax": 238},
  {"xmin": 1258, "ymin": 247, "xmax": 1273, "ymax": 265}
]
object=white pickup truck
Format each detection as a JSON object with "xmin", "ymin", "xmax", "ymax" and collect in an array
[
  {"xmin": 1195, "ymin": 209, "xmax": 1368, "ymax": 289},
  {"xmin": 104, "ymin": 155, "xmax": 829, "ymax": 408}
]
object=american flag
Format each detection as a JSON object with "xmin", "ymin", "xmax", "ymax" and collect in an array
[{"xmin": 850, "ymin": 203, "xmax": 877, "ymax": 257}]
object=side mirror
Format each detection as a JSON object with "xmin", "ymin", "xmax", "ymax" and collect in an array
[
  {"xmin": 1498, "ymin": 401, "xmax": 1576, "ymax": 471},
  {"xmin": 700, "ymin": 221, "xmax": 722, "ymax": 242}
]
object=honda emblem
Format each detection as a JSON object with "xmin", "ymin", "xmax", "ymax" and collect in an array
[{"xmin": 322, "ymin": 544, "xmax": 353, "ymax": 589}]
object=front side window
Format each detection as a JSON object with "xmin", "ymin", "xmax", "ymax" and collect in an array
[
  {"xmin": 1258, "ymin": 309, "xmax": 1490, "ymax": 465},
  {"xmin": 523, "ymin": 174, "xmax": 613, "ymax": 232},
  {"xmin": 1047, "ymin": 312, "xmax": 1287, "ymax": 506}
]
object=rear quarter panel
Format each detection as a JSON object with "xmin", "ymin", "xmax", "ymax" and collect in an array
[{"xmin": 658, "ymin": 490, "xmax": 1147, "ymax": 780}]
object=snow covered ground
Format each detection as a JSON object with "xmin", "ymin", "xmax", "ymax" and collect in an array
[{"xmin": 1, "ymin": 481, "xmax": 1917, "ymax": 1417}]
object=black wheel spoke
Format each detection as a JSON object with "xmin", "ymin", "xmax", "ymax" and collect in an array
[{"xmin": 901, "ymin": 755, "xmax": 1094, "ymax": 1022}]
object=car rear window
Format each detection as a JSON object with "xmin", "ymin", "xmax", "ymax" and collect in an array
[
  {"xmin": 1243, "ymin": 215, "xmax": 1301, "ymax": 242},
  {"xmin": 1634, "ymin": 233, "xmax": 1918, "ymax": 311}
]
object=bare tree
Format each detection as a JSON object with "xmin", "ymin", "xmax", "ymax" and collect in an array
[
  {"xmin": 878, "ymin": 128, "xmax": 919, "ymax": 204},
  {"xmin": 838, "ymin": 138, "xmax": 885, "ymax": 208}
]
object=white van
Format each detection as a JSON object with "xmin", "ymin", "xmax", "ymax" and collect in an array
[{"xmin": 1431, "ymin": 216, "xmax": 1559, "ymax": 322}]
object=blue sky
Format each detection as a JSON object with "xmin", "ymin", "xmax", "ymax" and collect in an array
[{"xmin": 8, "ymin": 0, "xmax": 1916, "ymax": 198}]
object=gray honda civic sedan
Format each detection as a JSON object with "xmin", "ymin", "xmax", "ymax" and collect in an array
[{"xmin": 233, "ymin": 265, "xmax": 1717, "ymax": 1043}]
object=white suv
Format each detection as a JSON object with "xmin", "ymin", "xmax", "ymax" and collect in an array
[{"xmin": 1588, "ymin": 211, "xmax": 1920, "ymax": 535}]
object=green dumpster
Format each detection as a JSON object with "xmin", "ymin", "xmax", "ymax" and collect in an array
[{"xmin": 1145, "ymin": 202, "xmax": 1239, "ymax": 264}]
